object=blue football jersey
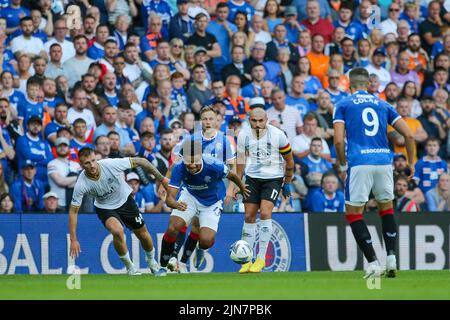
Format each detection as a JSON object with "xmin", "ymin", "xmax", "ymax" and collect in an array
[
  {"xmin": 175, "ymin": 131, "xmax": 236, "ymax": 164},
  {"xmin": 169, "ymin": 155, "xmax": 229, "ymax": 206},
  {"xmin": 414, "ymin": 156, "xmax": 448, "ymax": 194},
  {"xmin": 333, "ymin": 90, "xmax": 401, "ymax": 167},
  {"xmin": 310, "ymin": 189, "xmax": 345, "ymax": 213}
]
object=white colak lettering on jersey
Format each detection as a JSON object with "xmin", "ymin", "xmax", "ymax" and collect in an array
[{"xmin": 352, "ymin": 95, "xmax": 380, "ymax": 105}]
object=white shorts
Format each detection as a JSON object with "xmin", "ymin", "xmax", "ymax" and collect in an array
[
  {"xmin": 171, "ymin": 188, "xmax": 223, "ymax": 232},
  {"xmin": 345, "ymin": 165, "xmax": 394, "ymax": 206}
]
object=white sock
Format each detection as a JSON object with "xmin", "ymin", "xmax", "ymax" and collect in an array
[
  {"xmin": 144, "ymin": 248, "xmax": 155, "ymax": 262},
  {"xmin": 119, "ymin": 252, "xmax": 134, "ymax": 270},
  {"xmin": 242, "ymin": 222, "xmax": 257, "ymax": 250},
  {"xmin": 257, "ymin": 219, "xmax": 273, "ymax": 260}
]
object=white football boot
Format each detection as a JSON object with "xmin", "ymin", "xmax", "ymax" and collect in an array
[
  {"xmin": 167, "ymin": 256, "xmax": 179, "ymax": 272},
  {"xmin": 386, "ymin": 255, "xmax": 397, "ymax": 278},
  {"xmin": 178, "ymin": 262, "xmax": 188, "ymax": 274},
  {"xmin": 364, "ymin": 260, "xmax": 383, "ymax": 279}
]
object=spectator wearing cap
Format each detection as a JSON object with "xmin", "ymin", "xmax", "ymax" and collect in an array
[
  {"xmin": 93, "ymin": 106, "xmax": 136, "ymax": 156},
  {"xmin": 98, "ymin": 39, "xmax": 119, "ymax": 73},
  {"xmin": 62, "ymin": 35, "xmax": 95, "ymax": 89},
  {"xmin": 227, "ymin": 0, "xmax": 255, "ymax": 23},
  {"xmin": 390, "ymin": 51, "xmax": 421, "ymax": 93},
  {"xmin": 333, "ymin": 2, "xmax": 364, "ymax": 44},
  {"xmin": 206, "ymin": 3, "xmax": 238, "ymax": 75},
  {"xmin": 186, "ymin": 12, "xmax": 221, "ymax": 72},
  {"xmin": 47, "ymin": 137, "xmax": 81, "ymax": 210},
  {"xmin": 266, "ymin": 24, "xmax": 299, "ymax": 64},
  {"xmin": 340, "ymin": 37, "xmax": 357, "ymax": 74},
  {"xmin": 169, "ymin": 0, "xmax": 194, "ymax": 43},
  {"xmin": 140, "ymin": 0, "xmax": 173, "ymax": 39},
  {"xmin": 394, "ymin": 175, "xmax": 420, "ymax": 213},
  {"xmin": 266, "ymin": 87, "xmax": 303, "ymax": 142},
  {"xmin": 405, "ymin": 33, "xmax": 428, "ymax": 85},
  {"xmin": 380, "ymin": 2, "xmax": 401, "ymax": 36},
  {"xmin": 15, "ymin": 115, "xmax": 53, "ymax": 186},
  {"xmin": 10, "ymin": 160, "xmax": 45, "ymax": 212},
  {"xmin": 366, "ymin": 48, "xmax": 392, "ymax": 92},
  {"xmin": 10, "ymin": 17, "xmax": 46, "ymax": 58},
  {"xmin": 241, "ymin": 63, "xmax": 265, "ymax": 99},
  {"xmin": 301, "ymin": 0, "xmax": 333, "ymax": 44},
  {"xmin": 169, "ymin": 118, "xmax": 187, "ymax": 143},
  {"xmin": 126, "ymin": 172, "xmax": 161, "ymax": 213},
  {"xmin": 222, "ymin": 45, "xmax": 251, "ymax": 87},
  {"xmin": 283, "ymin": 6, "xmax": 304, "ymax": 44},
  {"xmin": 417, "ymin": 96, "xmax": 449, "ymax": 147},
  {"xmin": 419, "ymin": 1, "xmax": 445, "ymax": 56},
  {"xmin": 44, "ymin": 19, "xmax": 76, "ymax": 64},
  {"xmin": 388, "ymin": 97, "xmax": 428, "ymax": 165},
  {"xmin": 42, "ymin": 192, "xmax": 63, "ymax": 213},
  {"xmin": 140, "ymin": 13, "xmax": 164, "ymax": 63}
]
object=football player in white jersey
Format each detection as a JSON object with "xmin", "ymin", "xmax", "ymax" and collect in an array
[
  {"xmin": 68, "ymin": 147, "xmax": 170, "ymax": 276},
  {"xmin": 235, "ymin": 103, "xmax": 295, "ymax": 273}
]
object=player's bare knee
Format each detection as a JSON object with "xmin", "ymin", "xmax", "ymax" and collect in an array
[
  {"xmin": 166, "ymin": 224, "xmax": 180, "ymax": 237},
  {"xmin": 111, "ymin": 227, "xmax": 125, "ymax": 239},
  {"xmin": 199, "ymin": 237, "xmax": 213, "ymax": 249},
  {"xmin": 244, "ymin": 212, "xmax": 257, "ymax": 223}
]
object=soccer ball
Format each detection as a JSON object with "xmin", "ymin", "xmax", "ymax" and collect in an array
[{"xmin": 229, "ymin": 240, "xmax": 253, "ymax": 264}]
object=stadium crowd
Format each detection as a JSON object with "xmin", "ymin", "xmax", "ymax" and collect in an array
[{"xmin": 0, "ymin": 0, "xmax": 450, "ymax": 213}]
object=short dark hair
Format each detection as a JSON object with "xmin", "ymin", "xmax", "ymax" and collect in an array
[
  {"xmin": 78, "ymin": 147, "xmax": 95, "ymax": 160},
  {"xmin": 26, "ymin": 78, "xmax": 42, "ymax": 88},
  {"xmin": 160, "ymin": 128, "xmax": 174, "ymax": 137},
  {"xmin": 107, "ymin": 131, "xmax": 120, "ymax": 138},
  {"xmin": 95, "ymin": 135, "xmax": 108, "ymax": 145},
  {"xmin": 73, "ymin": 118, "xmax": 87, "ymax": 126},
  {"xmin": 217, "ymin": 2, "xmax": 228, "ymax": 9},
  {"xmin": 57, "ymin": 127, "xmax": 72, "ymax": 136},
  {"xmin": 311, "ymin": 137, "xmax": 322, "ymax": 144},
  {"xmin": 349, "ymin": 67, "xmax": 369, "ymax": 88},
  {"xmin": 141, "ymin": 131, "xmax": 155, "ymax": 139},
  {"xmin": 104, "ymin": 39, "xmax": 118, "ymax": 47},
  {"xmin": 20, "ymin": 16, "xmax": 33, "ymax": 24},
  {"xmin": 49, "ymin": 43, "xmax": 62, "ymax": 51}
]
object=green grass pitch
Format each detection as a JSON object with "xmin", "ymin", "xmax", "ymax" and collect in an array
[{"xmin": 0, "ymin": 271, "xmax": 449, "ymax": 300}]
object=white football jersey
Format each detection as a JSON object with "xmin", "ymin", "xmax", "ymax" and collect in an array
[
  {"xmin": 71, "ymin": 158, "xmax": 133, "ymax": 210},
  {"xmin": 237, "ymin": 124, "xmax": 291, "ymax": 179}
]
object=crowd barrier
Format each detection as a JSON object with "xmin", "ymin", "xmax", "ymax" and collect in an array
[{"xmin": 0, "ymin": 213, "xmax": 448, "ymax": 274}]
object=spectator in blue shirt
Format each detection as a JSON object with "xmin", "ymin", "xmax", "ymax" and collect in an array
[
  {"xmin": 15, "ymin": 116, "xmax": 53, "ymax": 187},
  {"xmin": 414, "ymin": 137, "xmax": 448, "ymax": 195},
  {"xmin": 87, "ymin": 24, "xmax": 110, "ymax": 60},
  {"xmin": 17, "ymin": 78, "xmax": 44, "ymax": 132},
  {"xmin": 141, "ymin": 0, "xmax": 173, "ymax": 39},
  {"xmin": 206, "ymin": 3, "xmax": 238, "ymax": 74},
  {"xmin": 0, "ymin": 0, "xmax": 30, "ymax": 33},
  {"xmin": 310, "ymin": 172, "xmax": 345, "ymax": 213},
  {"xmin": 126, "ymin": 171, "xmax": 161, "ymax": 212},
  {"xmin": 10, "ymin": 160, "xmax": 45, "ymax": 212}
]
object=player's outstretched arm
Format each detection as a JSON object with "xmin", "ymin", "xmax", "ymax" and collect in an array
[
  {"xmin": 393, "ymin": 119, "xmax": 415, "ymax": 179},
  {"xmin": 69, "ymin": 205, "xmax": 81, "ymax": 258},
  {"xmin": 131, "ymin": 157, "xmax": 170, "ymax": 189},
  {"xmin": 226, "ymin": 171, "xmax": 251, "ymax": 199},
  {"xmin": 165, "ymin": 186, "xmax": 187, "ymax": 211}
]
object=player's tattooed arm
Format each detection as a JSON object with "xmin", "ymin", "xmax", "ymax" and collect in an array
[
  {"xmin": 130, "ymin": 157, "xmax": 170, "ymax": 189},
  {"xmin": 69, "ymin": 205, "xmax": 81, "ymax": 258},
  {"xmin": 227, "ymin": 171, "xmax": 251, "ymax": 199},
  {"xmin": 165, "ymin": 186, "xmax": 187, "ymax": 211}
]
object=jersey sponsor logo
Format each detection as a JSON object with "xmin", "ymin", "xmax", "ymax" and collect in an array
[{"xmin": 254, "ymin": 219, "xmax": 291, "ymax": 272}]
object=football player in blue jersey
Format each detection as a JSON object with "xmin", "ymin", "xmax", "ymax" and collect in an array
[
  {"xmin": 158, "ymin": 138, "xmax": 249, "ymax": 275},
  {"xmin": 333, "ymin": 67, "xmax": 415, "ymax": 278},
  {"xmin": 167, "ymin": 106, "xmax": 236, "ymax": 273}
]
